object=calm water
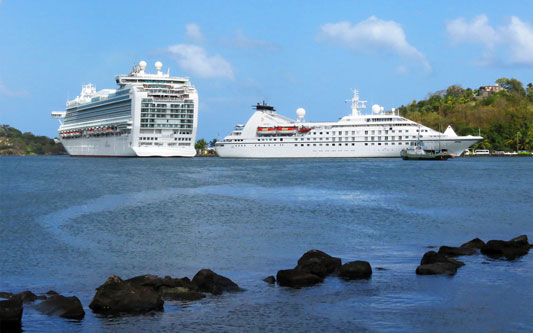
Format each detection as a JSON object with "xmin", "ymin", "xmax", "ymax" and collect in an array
[{"xmin": 1, "ymin": 156, "xmax": 532, "ymax": 332}]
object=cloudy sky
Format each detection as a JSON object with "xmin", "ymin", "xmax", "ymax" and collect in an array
[{"xmin": 1, "ymin": 1, "xmax": 532, "ymax": 139}]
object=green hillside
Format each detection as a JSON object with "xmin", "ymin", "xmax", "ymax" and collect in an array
[
  {"xmin": 0, "ymin": 125, "xmax": 66, "ymax": 155},
  {"xmin": 397, "ymin": 78, "xmax": 533, "ymax": 151}
]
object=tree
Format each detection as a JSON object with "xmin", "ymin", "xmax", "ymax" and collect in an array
[
  {"xmin": 446, "ymin": 84, "xmax": 465, "ymax": 98},
  {"xmin": 495, "ymin": 78, "xmax": 526, "ymax": 96},
  {"xmin": 195, "ymin": 139, "xmax": 207, "ymax": 151},
  {"xmin": 208, "ymin": 138, "xmax": 217, "ymax": 147}
]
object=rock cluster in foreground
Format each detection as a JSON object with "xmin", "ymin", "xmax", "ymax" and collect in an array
[
  {"xmin": 275, "ymin": 249, "xmax": 372, "ymax": 288},
  {"xmin": 0, "ymin": 290, "xmax": 84, "ymax": 330},
  {"xmin": 416, "ymin": 235, "xmax": 530, "ymax": 276},
  {"xmin": 89, "ymin": 269, "xmax": 241, "ymax": 316}
]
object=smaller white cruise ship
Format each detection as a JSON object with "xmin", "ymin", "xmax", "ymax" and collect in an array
[
  {"xmin": 52, "ymin": 61, "xmax": 198, "ymax": 157},
  {"xmin": 215, "ymin": 89, "xmax": 482, "ymax": 158}
]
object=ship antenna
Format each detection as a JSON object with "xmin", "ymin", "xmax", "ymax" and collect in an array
[{"xmin": 345, "ymin": 88, "xmax": 366, "ymax": 116}]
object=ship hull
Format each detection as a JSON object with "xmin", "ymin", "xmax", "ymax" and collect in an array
[
  {"xmin": 61, "ymin": 135, "xmax": 195, "ymax": 157},
  {"xmin": 216, "ymin": 138, "xmax": 481, "ymax": 158}
]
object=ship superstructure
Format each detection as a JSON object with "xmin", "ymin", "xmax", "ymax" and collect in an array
[
  {"xmin": 215, "ymin": 89, "xmax": 482, "ymax": 158},
  {"xmin": 52, "ymin": 61, "xmax": 198, "ymax": 157}
]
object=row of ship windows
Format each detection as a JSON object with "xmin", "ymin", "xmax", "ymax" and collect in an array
[
  {"xmin": 138, "ymin": 137, "xmax": 192, "ymax": 142},
  {"xmin": 141, "ymin": 103, "xmax": 194, "ymax": 108},
  {"xmin": 140, "ymin": 114, "xmax": 194, "ymax": 119},
  {"xmin": 65, "ymin": 103, "xmax": 131, "ymax": 122},
  {"xmin": 140, "ymin": 119, "xmax": 193, "ymax": 123},
  {"xmin": 139, "ymin": 142, "xmax": 191, "ymax": 147},
  {"xmin": 230, "ymin": 136, "xmax": 418, "ymax": 143},
  {"xmin": 141, "ymin": 124, "xmax": 193, "ymax": 128},
  {"xmin": 225, "ymin": 142, "xmax": 416, "ymax": 148},
  {"xmin": 308, "ymin": 129, "xmax": 427, "ymax": 135}
]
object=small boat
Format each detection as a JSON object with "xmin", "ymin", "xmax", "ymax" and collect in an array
[
  {"xmin": 298, "ymin": 126, "xmax": 312, "ymax": 134},
  {"xmin": 400, "ymin": 142, "xmax": 452, "ymax": 160},
  {"xmin": 276, "ymin": 126, "xmax": 297, "ymax": 135},
  {"xmin": 256, "ymin": 126, "xmax": 277, "ymax": 136}
]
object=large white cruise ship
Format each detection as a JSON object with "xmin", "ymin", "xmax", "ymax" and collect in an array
[
  {"xmin": 51, "ymin": 61, "xmax": 198, "ymax": 157},
  {"xmin": 215, "ymin": 89, "xmax": 482, "ymax": 158}
]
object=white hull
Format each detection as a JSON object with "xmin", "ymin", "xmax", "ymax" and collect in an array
[
  {"xmin": 216, "ymin": 138, "xmax": 480, "ymax": 158},
  {"xmin": 61, "ymin": 135, "xmax": 195, "ymax": 157}
]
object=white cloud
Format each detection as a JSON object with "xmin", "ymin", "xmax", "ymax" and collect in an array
[
  {"xmin": 185, "ymin": 23, "xmax": 204, "ymax": 43},
  {"xmin": 318, "ymin": 16, "xmax": 431, "ymax": 71},
  {"xmin": 222, "ymin": 30, "xmax": 279, "ymax": 50},
  {"xmin": 446, "ymin": 15, "xmax": 533, "ymax": 66},
  {"xmin": 168, "ymin": 44, "xmax": 234, "ymax": 79}
]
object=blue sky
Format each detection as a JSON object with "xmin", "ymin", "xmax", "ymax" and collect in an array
[{"xmin": 1, "ymin": 0, "xmax": 532, "ymax": 140}]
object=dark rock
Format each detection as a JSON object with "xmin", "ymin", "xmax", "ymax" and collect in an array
[
  {"xmin": 0, "ymin": 297, "xmax": 23, "ymax": 329},
  {"xmin": 46, "ymin": 290, "xmax": 59, "ymax": 296},
  {"xmin": 0, "ymin": 292, "xmax": 13, "ymax": 299},
  {"xmin": 417, "ymin": 251, "xmax": 464, "ymax": 276},
  {"xmin": 375, "ymin": 267, "xmax": 387, "ymax": 271},
  {"xmin": 295, "ymin": 249, "xmax": 342, "ymax": 278},
  {"xmin": 159, "ymin": 287, "xmax": 205, "ymax": 302},
  {"xmin": 12, "ymin": 291, "xmax": 39, "ymax": 303},
  {"xmin": 425, "ymin": 245, "xmax": 437, "ymax": 249},
  {"xmin": 416, "ymin": 262, "xmax": 458, "ymax": 276},
  {"xmin": 159, "ymin": 276, "xmax": 198, "ymax": 291},
  {"xmin": 89, "ymin": 275, "xmax": 164, "ymax": 316},
  {"xmin": 338, "ymin": 261, "xmax": 372, "ymax": 280},
  {"xmin": 276, "ymin": 269, "xmax": 322, "ymax": 288},
  {"xmin": 35, "ymin": 294, "xmax": 85, "ymax": 320},
  {"xmin": 460, "ymin": 238, "xmax": 485, "ymax": 250},
  {"xmin": 481, "ymin": 235, "xmax": 530, "ymax": 260},
  {"xmin": 420, "ymin": 251, "xmax": 464, "ymax": 267},
  {"xmin": 438, "ymin": 246, "xmax": 476, "ymax": 257},
  {"xmin": 125, "ymin": 274, "xmax": 164, "ymax": 289},
  {"xmin": 263, "ymin": 276, "xmax": 276, "ymax": 284},
  {"xmin": 192, "ymin": 269, "xmax": 241, "ymax": 295}
]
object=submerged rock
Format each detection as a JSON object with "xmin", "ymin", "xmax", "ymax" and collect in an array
[
  {"xmin": 276, "ymin": 269, "xmax": 322, "ymax": 288},
  {"xmin": 295, "ymin": 250, "xmax": 342, "ymax": 278},
  {"xmin": 420, "ymin": 251, "xmax": 464, "ymax": 267},
  {"xmin": 89, "ymin": 275, "xmax": 164, "ymax": 316},
  {"xmin": 0, "ymin": 297, "xmax": 23, "ymax": 329},
  {"xmin": 35, "ymin": 294, "xmax": 85, "ymax": 320},
  {"xmin": 481, "ymin": 235, "xmax": 530, "ymax": 260},
  {"xmin": 11, "ymin": 290, "xmax": 45, "ymax": 303},
  {"xmin": 416, "ymin": 262, "xmax": 458, "ymax": 276},
  {"xmin": 263, "ymin": 276, "xmax": 276, "ymax": 284},
  {"xmin": 159, "ymin": 287, "xmax": 205, "ymax": 302},
  {"xmin": 192, "ymin": 269, "xmax": 241, "ymax": 295},
  {"xmin": 338, "ymin": 261, "xmax": 372, "ymax": 280},
  {"xmin": 460, "ymin": 238, "xmax": 485, "ymax": 250}
]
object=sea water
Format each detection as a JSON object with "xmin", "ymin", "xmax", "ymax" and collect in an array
[{"xmin": 1, "ymin": 156, "xmax": 532, "ymax": 332}]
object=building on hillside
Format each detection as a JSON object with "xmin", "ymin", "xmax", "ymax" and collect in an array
[{"xmin": 478, "ymin": 85, "xmax": 505, "ymax": 97}]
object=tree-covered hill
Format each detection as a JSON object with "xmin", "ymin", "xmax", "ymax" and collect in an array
[
  {"xmin": 0, "ymin": 125, "xmax": 66, "ymax": 155},
  {"xmin": 397, "ymin": 78, "xmax": 533, "ymax": 151}
]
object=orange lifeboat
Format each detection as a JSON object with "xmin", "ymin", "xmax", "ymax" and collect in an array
[
  {"xmin": 298, "ymin": 126, "xmax": 312, "ymax": 134},
  {"xmin": 276, "ymin": 126, "xmax": 297, "ymax": 135},
  {"xmin": 257, "ymin": 126, "xmax": 277, "ymax": 136}
]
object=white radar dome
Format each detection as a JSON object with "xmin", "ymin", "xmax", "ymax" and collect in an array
[
  {"xmin": 155, "ymin": 61, "xmax": 163, "ymax": 71},
  {"xmin": 296, "ymin": 107, "xmax": 306, "ymax": 118},
  {"xmin": 139, "ymin": 61, "xmax": 147, "ymax": 70},
  {"xmin": 372, "ymin": 104, "xmax": 381, "ymax": 114}
]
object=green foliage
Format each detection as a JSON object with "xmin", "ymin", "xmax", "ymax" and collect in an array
[
  {"xmin": 195, "ymin": 138, "xmax": 208, "ymax": 151},
  {"xmin": 208, "ymin": 138, "xmax": 217, "ymax": 147},
  {"xmin": 0, "ymin": 124, "xmax": 66, "ymax": 155},
  {"xmin": 398, "ymin": 79, "xmax": 533, "ymax": 151}
]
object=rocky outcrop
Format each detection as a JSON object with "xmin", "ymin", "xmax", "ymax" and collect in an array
[
  {"xmin": 295, "ymin": 250, "xmax": 342, "ymax": 278},
  {"xmin": 89, "ymin": 275, "xmax": 164, "ymax": 316},
  {"xmin": 338, "ymin": 261, "xmax": 372, "ymax": 280},
  {"xmin": 0, "ymin": 297, "xmax": 23, "ymax": 329},
  {"xmin": 192, "ymin": 269, "xmax": 241, "ymax": 295},
  {"xmin": 159, "ymin": 287, "xmax": 205, "ymax": 301},
  {"xmin": 481, "ymin": 235, "xmax": 530, "ymax": 260},
  {"xmin": 416, "ymin": 251, "xmax": 465, "ymax": 276},
  {"xmin": 11, "ymin": 290, "xmax": 45, "ymax": 303},
  {"xmin": 0, "ymin": 292, "xmax": 13, "ymax": 299},
  {"xmin": 35, "ymin": 294, "xmax": 85, "ymax": 320},
  {"xmin": 276, "ymin": 269, "xmax": 323, "ymax": 288},
  {"xmin": 460, "ymin": 238, "xmax": 485, "ymax": 250},
  {"xmin": 437, "ymin": 246, "xmax": 476, "ymax": 257}
]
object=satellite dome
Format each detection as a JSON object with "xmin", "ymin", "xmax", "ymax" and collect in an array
[
  {"xmin": 372, "ymin": 104, "xmax": 381, "ymax": 114},
  {"xmin": 155, "ymin": 61, "xmax": 163, "ymax": 71},
  {"xmin": 139, "ymin": 61, "xmax": 147, "ymax": 70},
  {"xmin": 296, "ymin": 107, "xmax": 306, "ymax": 119}
]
